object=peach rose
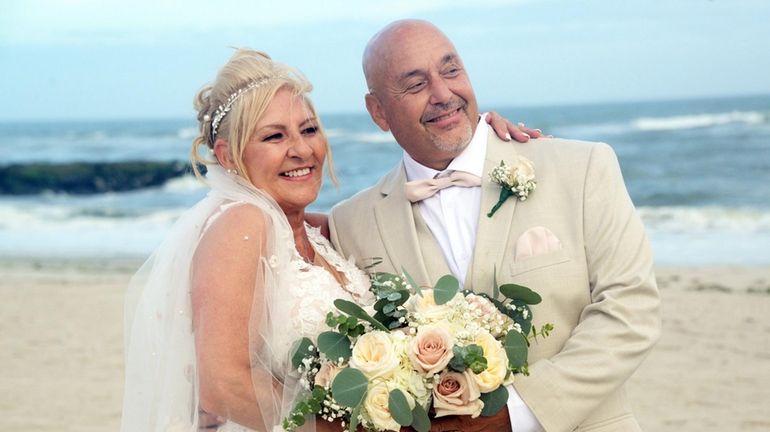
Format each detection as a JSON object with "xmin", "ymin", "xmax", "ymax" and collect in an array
[
  {"xmin": 314, "ymin": 362, "xmax": 341, "ymax": 388},
  {"xmin": 432, "ymin": 370, "xmax": 484, "ymax": 418},
  {"xmin": 408, "ymin": 325, "xmax": 455, "ymax": 376}
]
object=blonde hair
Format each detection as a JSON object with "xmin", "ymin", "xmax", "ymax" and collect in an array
[{"xmin": 191, "ymin": 48, "xmax": 337, "ymax": 185}]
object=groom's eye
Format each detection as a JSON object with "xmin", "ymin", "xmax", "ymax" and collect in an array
[{"xmin": 406, "ymin": 81, "xmax": 427, "ymax": 93}]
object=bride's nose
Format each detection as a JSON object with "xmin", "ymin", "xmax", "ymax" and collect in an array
[{"xmin": 286, "ymin": 134, "xmax": 314, "ymax": 159}]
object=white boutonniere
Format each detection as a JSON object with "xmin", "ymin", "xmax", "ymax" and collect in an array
[{"xmin": 487, "ymin": 157, "xmax": 537, "ymax": 217}]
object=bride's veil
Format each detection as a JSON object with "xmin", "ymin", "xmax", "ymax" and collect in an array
[{"xmin": 121, "ymin": 165, "xmax": 310, "ymax": 431}]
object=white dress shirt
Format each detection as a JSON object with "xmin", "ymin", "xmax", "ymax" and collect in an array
[{"xmin": 402, "ymin": 115, "xmax": 545, "ymax": 432}]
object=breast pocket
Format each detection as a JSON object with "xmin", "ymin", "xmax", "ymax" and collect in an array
[{"xmin": 508, "ymin": 248, "xmax": 571, "ymax": 277}]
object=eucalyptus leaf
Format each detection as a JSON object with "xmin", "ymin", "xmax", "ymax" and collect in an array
[
  {"xmin": 388, "ymin": 389, "xmax": 413, "ymax": 426},
  {"xmin": 317, "ymin": 331, "xmax": 352, "ymax": 362},
  {"xmin": 331, "ymin": 368, "xmax": 368, "ymax": 407},
  {"xmin": 499, "ymin": 283, "xmax": 542, "ymax": 305},
  {"xmin": 334, "ymin": 299, "xmax": 388, "ymax": 331},
  {"xmin": 480, "ymin": 386, "xmax": 509, "ymax": 416},
  {"xmin": 504, "ymin": 330, "xmax": 528, "ymax": 369},
  {"xmin": 402, "ymin": 267, "xmax": 423, "ymax": 297},
  {"xmin": 290, "ymin": 337, "xmax": 314, "ymax": 370},
  {"xmin": 387, "ymin": 292, "xmax": 404, "ymax": 302},
  {"xmin": 347, "ymin": 402, "xmax": 362, "ymax": 432},
  {"xmin": 493, "ymin": 265, "xmax": 500, "ymax": 300},
  {"xmin": 411, "ymin": 403, "xmax": 431, "ymax": 432},
  {"xmin": 433, "ymin": 274, "xmax": 460, "ymax": 305}
]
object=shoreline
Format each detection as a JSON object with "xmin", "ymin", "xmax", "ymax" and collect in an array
[{"xmin": 1, "ymin": 259, "xmax": 769, "ymax": 431}]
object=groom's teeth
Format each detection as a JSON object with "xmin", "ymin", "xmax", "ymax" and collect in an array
[{"xmin": 282, "ymin": 168, "xmax": 311, "ymax": 177}]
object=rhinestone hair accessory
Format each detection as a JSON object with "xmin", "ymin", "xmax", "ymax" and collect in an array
[{"xmin": 209, "ymin": 77, "xmax": 271, "ymax": 141}]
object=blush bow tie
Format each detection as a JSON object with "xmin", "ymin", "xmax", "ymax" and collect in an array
[{"xmin": 404, "ymin": 170, "xmax": 482, "ymax": 203}]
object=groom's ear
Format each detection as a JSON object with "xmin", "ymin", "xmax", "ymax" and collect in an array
[{"xmin": 365, "ymin": 93, "xmax": 391, "ymax": 132}]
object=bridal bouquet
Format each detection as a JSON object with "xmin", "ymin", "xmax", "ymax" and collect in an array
[{"xmin": 282, "ymin": 271, "xmax": 552, "ymax": 432}]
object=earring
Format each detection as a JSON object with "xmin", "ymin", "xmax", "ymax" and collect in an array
[{"xmin": 227, "ymin": 168, "xmax": 238, "ymax": 175}]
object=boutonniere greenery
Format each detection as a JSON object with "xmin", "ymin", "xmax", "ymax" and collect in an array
[{"xmin": 487, "ymin": 157, "xmax": 537, "ymax": 217}]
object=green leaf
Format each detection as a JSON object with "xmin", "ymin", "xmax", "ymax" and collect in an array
[
  {"xmin": 480, "ymin": 386, "xmax": 509, "ymax": 417},
  {"xmin": 499, "ymin": 283, "xmax": 542, "ymax": 305},
  {"xmin": 347, "ymin": 402, "xmax": 362, "ymax": 432},
  {"xmin": 433, "ymin": 274, "xmax": 460, "ymax": 305},
  {"xmin": 388, "ymin": 389, "xmax": 413, "ymax": 426},
  {"xmin": 331, "ymin": 368, "xmax": 368, "ymax": 407},
  {"xmin": 411, "ymin": 403, "xmax": 431, "ymax": 432},
  {"xmin": 334, "ymin": 299, "xmax": 388, "ymax": 331},
  {"xmin": 493, "ymin": 265, "xmax": 500, "ymax": 300},
  {"xmin": 290, "ymin": 337, "xmax": 314, "ymax": 370},
  {"xmin": 317, "ymin": 331, "xmax": 352, "ymax": 362},
  {"xmin": 504, "ymin": 330, "xmax": 528, "ymax": 369},
  {"xmin": 402, "ymin": 266, "xmax": 423, "ymax": 297}
]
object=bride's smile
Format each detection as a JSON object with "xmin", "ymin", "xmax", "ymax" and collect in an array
[{"xmin": 239, "ymin": 87, "xmax": 327, "ymax": 215}]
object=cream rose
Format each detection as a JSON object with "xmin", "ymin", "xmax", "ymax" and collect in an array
[
  {"xmin": 364, "ymin": 382, "xmax": 413, "ymax": 432},
  {"xmin": 408, "ymin": 289, "xmax": 460, "ymax": 322},
  {"xmin": 314, "ymin": 362, "xmax": 341, "ymax": 388},
  {"xmin": 349, "ymin": 331, "xmax": 400, "ymax": 379},
  {"xmin": 432, "ymin": 370, "xmax": 484, "ymax": 418},
  {"xmin": 407, "ymin": 324, "xmax": 455, "ymax": 376},
  {"xmin": 471, "ymin": 331, "xmax": 509, "ymax": 392},
  {"xmin": 513, "ymin": 156, "xmax": 535, "ymax": 183}
]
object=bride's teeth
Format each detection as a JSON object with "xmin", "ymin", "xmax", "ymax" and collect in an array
[{"xmin": 282, "ymin": 168, "xmax": 311, "ymax": 177}]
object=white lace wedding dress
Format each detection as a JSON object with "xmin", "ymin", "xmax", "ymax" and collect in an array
[
  {"xmin": 121, "ymin": 166, "xmax": 373, "ymax": 432},
  {"xmin": 218, "ymin": 217, "xmax": 373, "ymax": 432}
]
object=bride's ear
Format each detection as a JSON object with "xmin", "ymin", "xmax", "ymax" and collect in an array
[{"xmin": 213, "ymin": 138, "xmax": 236, "ymax": 169}]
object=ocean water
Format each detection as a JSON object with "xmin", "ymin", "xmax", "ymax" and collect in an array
[{"xmin": 1, "ymin": 94, "xmax": 769, "ymax": 264}]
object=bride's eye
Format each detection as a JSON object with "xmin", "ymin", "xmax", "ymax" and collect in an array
[
  {"xmin": 263, "ymin": 132, "xmax": 283, "ymax": 142},
  {"xmin": 301, "ymin": 126, "xmax": 318, "ymax": 136}
]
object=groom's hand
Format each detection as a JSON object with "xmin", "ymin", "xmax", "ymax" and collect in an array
[{"xmin": 428, "ymin": 408, "xmax": 512, "ymax": 432}]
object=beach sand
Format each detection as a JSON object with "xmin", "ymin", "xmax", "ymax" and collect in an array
[{"xmin": 1, "ymin": 259, "xmax": 769, "ymax": 431}]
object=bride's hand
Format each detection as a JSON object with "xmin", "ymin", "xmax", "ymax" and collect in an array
[{"xmin": 485, "ymin": 111, "xmax": 548, "ymax": 142}]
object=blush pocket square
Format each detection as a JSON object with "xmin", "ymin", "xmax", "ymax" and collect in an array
[{"xmin": 514, "ymin": 226, "xmax": 563, "ymax": 261}]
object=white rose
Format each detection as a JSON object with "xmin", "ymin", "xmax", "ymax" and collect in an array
[
  {"xmin": 407, "ymin": 289, "xmax": 460, "ymax": 322},
  {"xmin": 514, "ymin": 156, "xmax": 535, "ymax": 182},
  {"xmin": 364, "ymin": 382, "xmax": 413, "ymax": 432},
  {"xmin": 432, "ymin": 370, "xmax": 484, "ymax": 418},
  {"xmin": 407, "ymin": 324, "xmax": 455, "ymax": 376},
  {"xmin": 350, "ymin": 331, "xmax": 400, "ymax": 379},
  {"xmin": 471, "ymin": 331, "xmax": 509, "ymax": 393}
]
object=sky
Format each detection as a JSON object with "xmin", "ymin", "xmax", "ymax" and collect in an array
[{"xmin": 1, "ymin": 0, "xmax": 769, "ymax": 121}]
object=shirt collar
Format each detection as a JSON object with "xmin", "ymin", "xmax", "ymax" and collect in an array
[{"xmin": 403, "ymin": 114, "xmax": 489, "ymax": 181}]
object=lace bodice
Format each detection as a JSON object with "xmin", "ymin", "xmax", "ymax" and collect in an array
[
  {"xmin": 205, "ymin": 202, "xmax": 373, "ymax": 432},
  {"xmin": 272, "ymin": 223, "xmax": 374, "ymax": 362}
]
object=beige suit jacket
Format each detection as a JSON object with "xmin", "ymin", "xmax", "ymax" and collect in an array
[{"xmin": 329, "ymin": 131, "xmax": 661, "ymax": 432}]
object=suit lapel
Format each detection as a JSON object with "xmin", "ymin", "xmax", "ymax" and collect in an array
[
  {"xmin": 467, "ymin": 130, "xmax": 519, "ymax": 296},
  {"xmin": 373, "ymin": 163, "xmax": 432, "ymax": 286}
]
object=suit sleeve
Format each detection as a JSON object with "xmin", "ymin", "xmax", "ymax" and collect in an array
[
  {"xmin": 328, "ymin": 209, "xmax": 345, "ymax": 257},
  {"xmin": 513, "ymin": 143, "xmax": 661, "ymax": 431}
]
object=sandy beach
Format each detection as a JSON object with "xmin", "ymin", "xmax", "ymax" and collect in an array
[{"xmin": 1, "ymin": 259, "xmax": 769, "ymax": 431}]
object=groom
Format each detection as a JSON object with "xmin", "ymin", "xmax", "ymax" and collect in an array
[{"xmin": 329, "ymin": 20, "xmax": 661, "ymax": 432}]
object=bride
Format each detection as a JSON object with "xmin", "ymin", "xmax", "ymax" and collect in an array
[{"xmin": 120, "ymin": 49, "xmax": 538, "ymax": 432}]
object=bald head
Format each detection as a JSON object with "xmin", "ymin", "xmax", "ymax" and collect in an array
[
  {"xmin": 363, "ymin": 19, "xmax": 455, "ymax": 92},
  {"xmin": 360, "ymin": 20, "xmax": 479, "ymax": 170}
]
